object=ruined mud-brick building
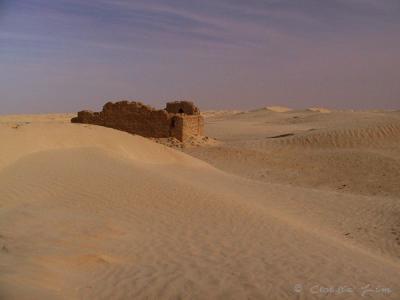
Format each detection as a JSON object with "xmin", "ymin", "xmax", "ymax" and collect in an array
[{"xmin": 71, "ymin": 100, "xmax": 204, "ymax": 142}]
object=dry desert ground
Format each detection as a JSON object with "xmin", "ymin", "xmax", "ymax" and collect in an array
[{"xmin": 1, "ymin": 108, "xmax": 400, "ymax": 299}]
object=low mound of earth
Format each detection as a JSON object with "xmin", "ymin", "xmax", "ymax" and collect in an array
[{"xmin": 1, "ymin": 113, "xmax": 400, "ymax": 299}]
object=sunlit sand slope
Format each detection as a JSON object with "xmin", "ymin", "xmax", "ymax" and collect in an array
[{"xmin": 1, "ymin": 115, "xmax": 400, "ymax": 299}]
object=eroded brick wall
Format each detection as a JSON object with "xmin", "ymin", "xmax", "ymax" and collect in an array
[
  {"xmin": 71, "ymin": 100, "xmax": 204, "ymax": 142},
  {"xmin": 102, "ymin": 101, "xmax": 172, "ymax": 138},
  {"xmin": 182, "ymin": 115, "xmax": 204, "ymax": 141}
]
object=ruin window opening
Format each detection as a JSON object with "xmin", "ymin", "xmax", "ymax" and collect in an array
[{"xmin": 178, "ymin": 108, "xmax": 184, "ymax": 114}]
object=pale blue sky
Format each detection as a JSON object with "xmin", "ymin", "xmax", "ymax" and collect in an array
[{"xmin": 1, "ymin": 0, "xmax": 400, "ymax": 113}]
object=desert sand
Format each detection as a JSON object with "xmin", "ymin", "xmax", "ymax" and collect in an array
[{"xmin": 1, "ymin": 109, "xmax": 400, "ymax": 299}]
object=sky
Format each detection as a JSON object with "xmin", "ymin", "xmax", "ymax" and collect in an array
[{"xmin": 0, "ymin": 0, "xmax": 400, "ymax": 114}]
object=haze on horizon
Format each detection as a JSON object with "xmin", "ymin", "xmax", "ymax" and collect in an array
[{"xmin": 0, "ymin": 0, "xmax": 399, "ymax": 114}]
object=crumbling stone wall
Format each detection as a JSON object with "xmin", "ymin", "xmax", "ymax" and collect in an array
[
  {"xmin": 71, "ymin": 100, "xmax": 204, "ymax": 142},
  {"xmin": 170, "ymin": 115, "xmax": 204, "ymax": 141}
]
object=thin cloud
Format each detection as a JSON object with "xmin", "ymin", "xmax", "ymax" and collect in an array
[{"xmin": 0, "ymin": 0, "xmax": 399, "ymax": 113}]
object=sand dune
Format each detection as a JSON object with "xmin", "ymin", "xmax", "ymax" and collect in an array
[
  {"xmin": 307, "ymin": 107, "xmax": 332, "ymax": 113},
  {"xmin": 249, "ymin": 106, "xmax": 293, "ymax": 113},
  {"xmin": 272, "ymin": 123, "xmax": 400, "ymax": 148},
  {"xmin": 1, "ymin": 113, "xmax": 400, "ymax": 299},
  {"xmin": 265, "ymin": 106, "xmax": 292, "ymax": 112},
  {"xmin": 187, "ymin": 109, "xmax": 400, "ymax": 198}
]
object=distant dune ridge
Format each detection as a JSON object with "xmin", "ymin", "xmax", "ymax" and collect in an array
[
  {"xmin": 306, "ymin": 107, "xmax": 332, "ymax": 113},
  {"xmin": 248, "ymin": 106, "xmax": 292, "ymax": 113},
  {"xmin": 265, "ymin": 106, "xmax": 293, "ymax": 112},
  {"xmin": 1, "ymin": 110, "xmax": 400, "ymax": 299}
]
